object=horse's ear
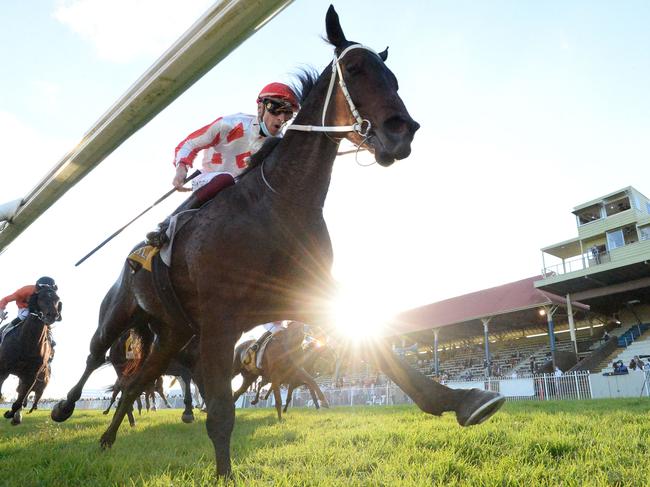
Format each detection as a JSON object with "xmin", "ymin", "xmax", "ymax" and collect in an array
[
  {"xmin": 326, "ymin": 5, "xmax": 347, "ymax": 48},
  {"xmin": 379, "ymin": 47, "xmax": 389, "ymax": 62},
  {"xmin": 56, "ymin": 301, "xmax": 63, "ymax": 321}
]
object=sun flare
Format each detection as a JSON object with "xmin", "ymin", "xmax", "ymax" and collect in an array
[{"xmin": 330, "ymin": 287, "xmax": 394, "ymax": 340}]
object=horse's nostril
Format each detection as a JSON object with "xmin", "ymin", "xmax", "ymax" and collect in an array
[{"xmin": 383, "ymin": 116, "xmax": 419, "ymax": 135}]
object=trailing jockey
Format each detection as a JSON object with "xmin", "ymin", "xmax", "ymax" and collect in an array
[
  {"xmin": 146, "ymin": 82, "xmax": 300, "ymax": 247},
  {"xmin": 0, "ymin": 277, "xmax": 60, "ymax": 359}
]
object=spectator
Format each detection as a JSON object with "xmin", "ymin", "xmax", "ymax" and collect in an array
[
  {"xmin": 554, "ymin": 366, "xmax": 563, "ymax": 377},
  {"xmin": 602, "ymin": 330, "xmax": 610, "ymax": 342},
  {"xmin": 529, "ymin": 356, "xmax": 536, "ymax": 375},
  {"xmin": 614, "ymin": 360, "xmax": 629, "ymax": 375}
]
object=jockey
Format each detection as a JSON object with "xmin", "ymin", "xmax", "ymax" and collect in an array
[
  {"xmin": 0, "ymin": 276, "xmax": 58, "ymax": 345},
  {"xmin": 146, "ymin": 82, "xmax": 300, "ymax": 247}
]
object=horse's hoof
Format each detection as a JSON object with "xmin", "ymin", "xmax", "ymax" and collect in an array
[
  {"xmin": 11, "ymin": 411, "xmax": 22, "ymax": 425},
  {"xmin": 51, "ymin": 401, "xmax": 75, "ymax": 422},
  {"xmin": 4, "ymin": 410, "xmax": 14, "ymax": 419},
  {"xmin": 456, "ymin": 389, "xmax": 505, "ymax": 427},
  {"xmin": 181, "ymin": 412, "xmax": 195, "ymax": 424},
  {"xmin": 250, "ymin": 400, "xmax": 258, "ymax": 406},
  {"xmin": 99, "ymin": 433, "xmax": 115, "ymax": 450},
  {"xmin": 102, "ymin": 410, "xmax": 109, "ymax": 415}
]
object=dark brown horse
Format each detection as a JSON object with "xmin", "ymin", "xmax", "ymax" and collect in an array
[
  {"xmin": 248, "ymin": 337, "xmax": 337, "ymax": 413},
  {"xmin": 0, "ymin": 287, "xmax": 60, "ymax": 425},
  {"xmin": 232, "ymin": 323, "xmax": 329, "ymax": 420},
  {"xmin": 103, "ymin": 327, "xmax": 200, "ymax": 424},
  {"xmin": 52, "ymin": 6, "xmax": 503, "ymax": 476}
]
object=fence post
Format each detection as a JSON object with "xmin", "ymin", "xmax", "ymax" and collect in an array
[
  {"xmin": 573, "ymin": 371, "xmax": 581, "ymax": 400},
  {"xmin": 543, "ymin": 374, "xmax": 549, "ymax": 400}
]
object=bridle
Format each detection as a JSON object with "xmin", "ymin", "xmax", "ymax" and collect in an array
[
  {"xmin": 261, "ymin": 44, "xmax": 381, "ymax": 197},
  {"xmin": 286, "ymin": 43, "xmax": 380, "ymax": 137}
]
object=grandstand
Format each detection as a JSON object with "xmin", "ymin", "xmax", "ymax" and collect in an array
[{"xmin": 328, "ymin": 187, "xmax": 650, "ymax": 397}]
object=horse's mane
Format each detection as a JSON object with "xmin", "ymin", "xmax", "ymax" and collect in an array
[{"xmin": 27, "ymin": 292, "xmax": 39, "ymax": 313}]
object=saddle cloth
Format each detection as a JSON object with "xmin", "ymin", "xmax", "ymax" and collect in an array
[
  {"xmin": 242, "ymin": 335, "xmax": 274, "ymax": 375},
  {"xmin": 127, "ymin": 245, "xmax": 159, "ymax": 272}
]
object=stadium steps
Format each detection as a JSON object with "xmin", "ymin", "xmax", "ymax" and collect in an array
[{"xmin": 598, "ymin": 324, "xmax": 650, "ymax": 374}]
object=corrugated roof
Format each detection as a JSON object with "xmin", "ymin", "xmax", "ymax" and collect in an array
[{"xmin": 388, "ymin": 275, "xmax": 589, "ymax": 336}]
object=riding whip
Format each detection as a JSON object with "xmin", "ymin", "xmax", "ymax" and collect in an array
[{"xmin": 74, "ymin": 170, "xmax": 200, "ymax": 266}]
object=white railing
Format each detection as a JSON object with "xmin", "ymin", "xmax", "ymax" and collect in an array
[
  {"xmin": 542, "ymin": 252, "xmax": 611, "ymax": 277},
  {"xmin": 3, "ymin": 371, "xmax": 636, "ymax": 412}
]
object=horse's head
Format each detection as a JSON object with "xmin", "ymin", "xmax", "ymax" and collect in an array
[
  {"xmin": 28, "ymin": 287, "xmax": 61, "ymax": 325},
  {"xmin": 325, "ymin": 6, "xmax": 419, "ymax": 166}
]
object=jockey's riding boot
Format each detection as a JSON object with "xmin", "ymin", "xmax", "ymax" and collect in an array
[
  {"xmin": 251, "ymin": 331, "xmax": 273, "ymax": 352},
  {"xmin": 145, "ymin": 193, "xmax": 202, "ymax": 248}
]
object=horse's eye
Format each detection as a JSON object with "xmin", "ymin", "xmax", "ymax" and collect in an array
[{"xmin": 345, "ymin": 62, "xmax": 362, "ymax": 75}]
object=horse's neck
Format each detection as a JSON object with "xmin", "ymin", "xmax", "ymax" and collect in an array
[
  {"xmin": 18, "ymin": 316, "xmax": 47, "ymax": 354},
  {"xmin": 263, "ymin": 76, "xmax": 343, "ymax": 210}
]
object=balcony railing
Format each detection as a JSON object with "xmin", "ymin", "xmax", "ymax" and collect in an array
[{"xmin": 542, "ymin": 251, "xmax": 611, "ymax": 277}]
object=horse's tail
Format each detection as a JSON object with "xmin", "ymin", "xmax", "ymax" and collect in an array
[{"xmin": 121, "ymin": 325, "xmax": 154, "ymax": 378}]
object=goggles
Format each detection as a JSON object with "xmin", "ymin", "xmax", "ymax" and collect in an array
[{"xmin": 263, "ymin": 98, "xmax": 295, "ymax": 116}]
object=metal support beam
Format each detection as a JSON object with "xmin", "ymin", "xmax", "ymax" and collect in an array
[
  {"xmin": 433, "ymin": 329, "xmax": 439, "ymax": 375},
  {"xmin": 544, "ymin": 305, "xmax": 559, "ymax": 366},
  {"xmin": 481, "ymin": 318, "xmax": 492, "ymax": 372},
  {"xmin": 566, "ymin": 293, "xmax": 578, "ymax": 354},
  {"xmin": 0, "ymin": 0, "xmax": 293, "ymax": 255}
]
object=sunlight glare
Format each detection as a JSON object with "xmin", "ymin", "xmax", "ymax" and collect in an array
[{"xmin": 330, "ymin": 288, "xmax": 393, "ymax": 340}]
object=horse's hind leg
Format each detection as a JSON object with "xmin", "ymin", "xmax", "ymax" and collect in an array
[
  {"xmin": 232, "ymin": 372, "xmax": 256, "ymax": 404},
  {"xmin": 294, "ymin": 368, "xmax": 329, "ymax": 409},
  {"xmin": 283, "ymin": 384, "xmax": 295, "ymax": 413},
  {"xmin": 100, "ymin": 327, "xmax": 189, "ymax": 449},
  {"xmin": 103, "ymin": 384, "xmax": 120, "ymax": 415},
  {"xmin": 28, "ymin": 388, "xmax": 44, "ymax": 413},
  {"xmin": 52, "ymin": 281, "xmax": 138, "ymax": 423},
  {"xmin": 180, "ymin": 372, "xmax": 194, "ymax": 423}
]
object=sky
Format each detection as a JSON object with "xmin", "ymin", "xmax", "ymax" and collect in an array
[{"xmin": 1, "ymin": 0, "xmax": 649, "ymax": 399}]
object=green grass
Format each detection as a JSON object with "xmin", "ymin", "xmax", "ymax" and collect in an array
[{"xmin": 1, "ymin": 399, "xmax": 650, "ymax": 486}]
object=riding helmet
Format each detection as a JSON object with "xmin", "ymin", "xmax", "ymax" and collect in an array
[{"xmin": 36, "ymin": 276, "xmax": 58, "ymax": 291}]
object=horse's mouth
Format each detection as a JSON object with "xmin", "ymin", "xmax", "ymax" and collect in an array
[{"xmin": 366, "ymin": 133, "xmax": 406, "ymax": 167}]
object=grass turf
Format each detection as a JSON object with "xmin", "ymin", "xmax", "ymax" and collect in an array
[{"xmin": 1, "ymin": 399, "xmax": 649, "ymax": 486}]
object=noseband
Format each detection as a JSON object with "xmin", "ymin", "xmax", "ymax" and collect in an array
[{"xmin": 286, "ymin": 44, "xmax": 380, "ymax": 137}]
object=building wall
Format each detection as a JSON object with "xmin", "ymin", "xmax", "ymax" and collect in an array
[{"xmin": 577, "ymin": 208, "xmax": 641, "ymax": 240}]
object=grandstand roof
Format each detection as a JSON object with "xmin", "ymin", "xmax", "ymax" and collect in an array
[{"xmin": 387, "ymin": 276, "xmax": 590, "ymax": 342}]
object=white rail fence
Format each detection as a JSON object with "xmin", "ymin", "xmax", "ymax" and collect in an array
[{"xmin": 3, "ymin": 371, "xmax": 648, "ymax": 412}]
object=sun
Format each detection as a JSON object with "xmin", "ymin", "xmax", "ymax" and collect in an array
[{"xmin": 330, "ymin": 286, "xmax": 394, "ymax": 340}]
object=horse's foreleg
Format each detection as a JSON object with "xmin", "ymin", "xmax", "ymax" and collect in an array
[
  {"xmin": 0, "ymin": 371, "xmax": 9, "ymax": 402},
  {"xmin": 361, "ymin": 339, "xmax": 505, "ymax": 426},
  {"xmin": 6, "ymin": 380, "xmax": 30, "ymax": 425},
  {"xmin": 52, "ymin": 301, "xmax": 132, "ymax": 423},
  {"xmin": 201, "ymin": 329, "xmax": 238, "ymax": 478}
]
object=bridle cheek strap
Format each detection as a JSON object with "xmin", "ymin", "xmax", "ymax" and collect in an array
[{"xmin": 286, "ymin": 44, "xmax": 377, "ymax": 137}]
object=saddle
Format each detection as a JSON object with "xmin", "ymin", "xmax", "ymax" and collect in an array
[
  {"xmin": 242, "ymin": 334, "xmax": 274, "ymax": 375},
  {"xmin": 0, "ymin": 319, "xmax": 22, "ymax": 343}
]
